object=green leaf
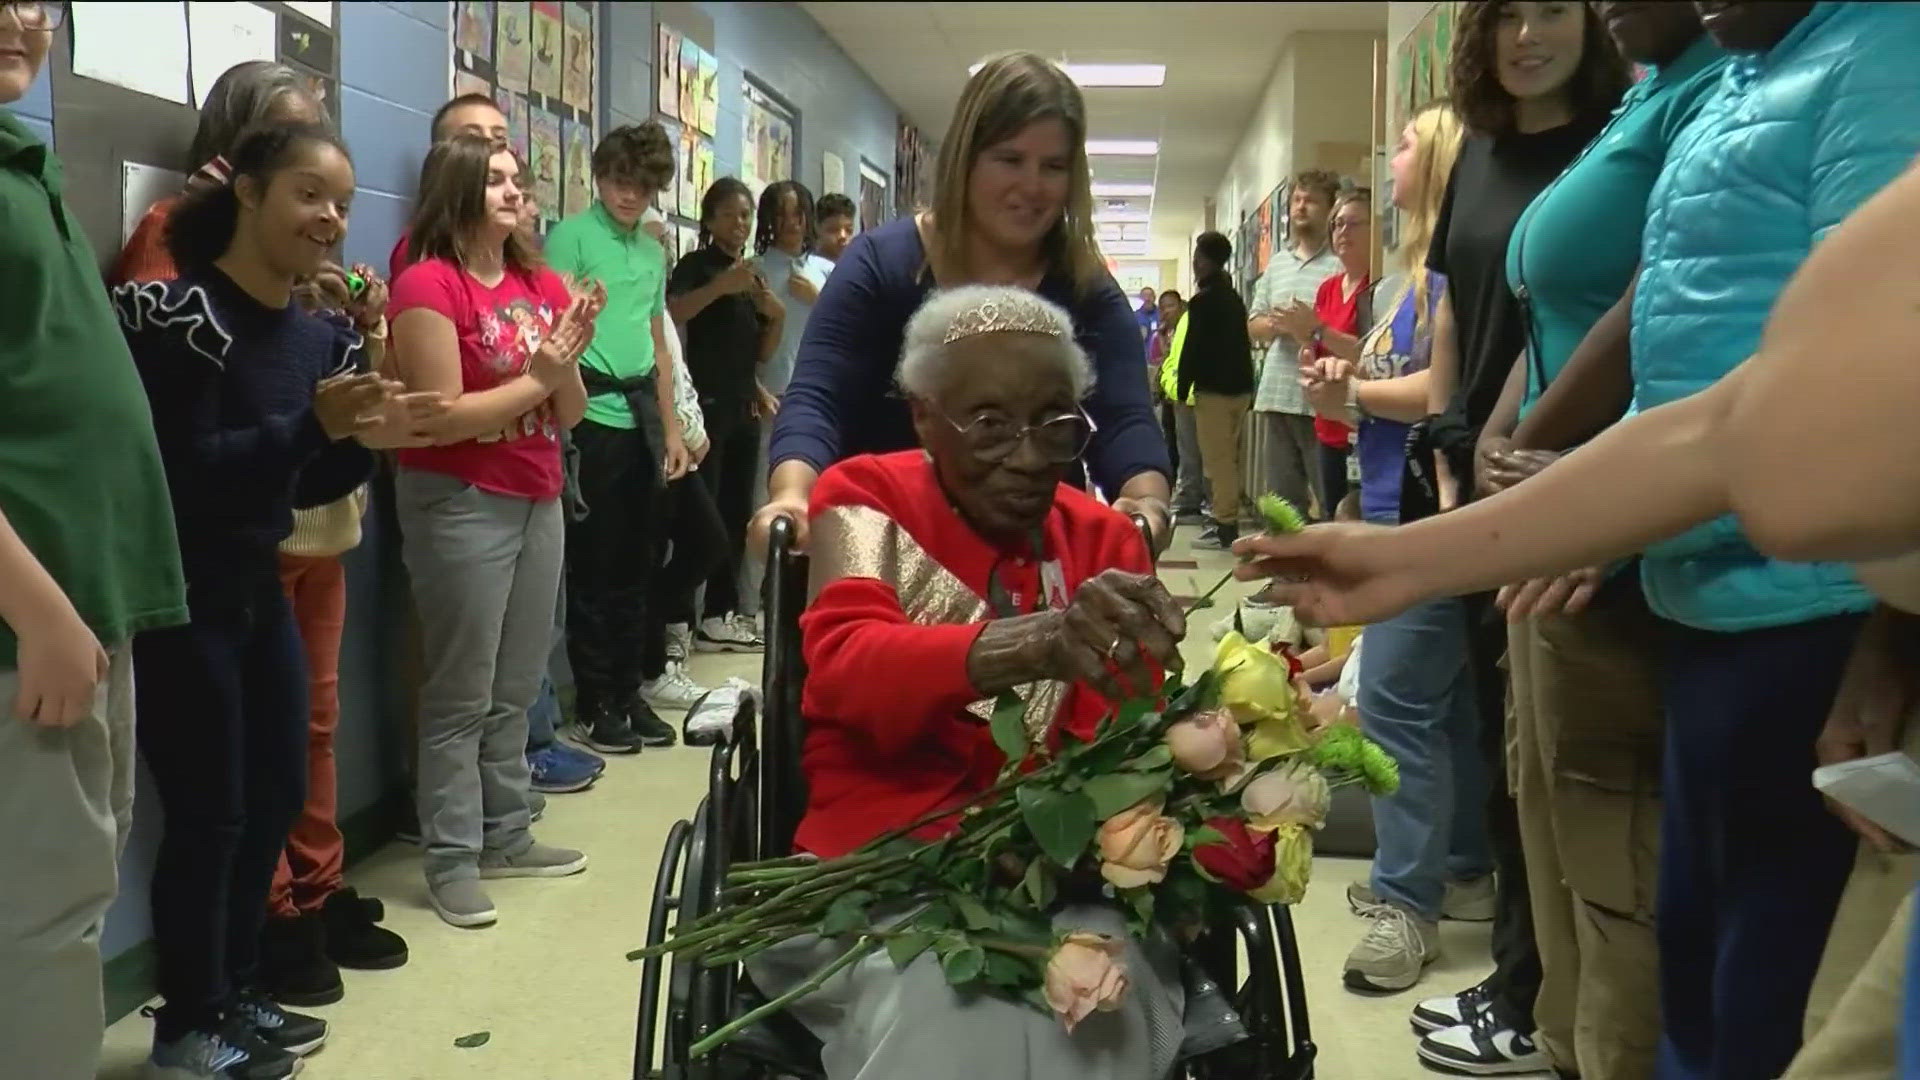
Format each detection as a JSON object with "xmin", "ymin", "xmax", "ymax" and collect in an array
[
  {"xmin": 453, "ymin": 1032, "xmax": 491, "ymax": 1049},
  {"xmin": 1020, "ymin": 859, "xmax": 1057, "ymax": 911},
  {"xmin": 1075, "ymin": 735, "xmax": 1138, "ymax": 775},
  {"xmin": 917, "ymin": 899, "xmax": 955, "ymax": 932},
  {"xmin": 954, "ymin": 893, "xmax": 999, "ymax": 932},
  {"xmin": 1110, "ymin": 697, "xmax": 1154, "ymax": 734},
  {"xmin": 886, "ymin": 931, "xmax": 935, "ymax": 969},
  {"xmin": 1016, "ymin": 785, "xmax": 1098, "ymax": 869},
  {"xmin": 1126, "ymin": 887, "xmax": 1155, "ymax": 926},
  {"xmin": 941, "ymin": 943, "xmax": 986, "ymax": 984},
  {"xmin": 983, "ymin": 949, "xmax": 1034, "ymax": 989},
  {"xmin": 1125, "ymin": 745, "xmax": 1174, "ymax": 772},
  {"xmin": 990, "ymin": 690, "xmax": 1029, "ymax": 760},
  {"xmin": 821, "ymin": 889, "xmax": 875, "ymax": 937},
  {"xmin": 1166, "ymin": 669, "xmax": 1219, "ymax": 719},
  {"xmin": 1185, "ymin": 825, "xmax": 1226, "ymax": 850},
  {"xmin": 1081, "ymin": 771, "xmax": 1171, "ymax": 820}
]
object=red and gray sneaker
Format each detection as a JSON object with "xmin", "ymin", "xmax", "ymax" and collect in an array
[{"xmin": 1416, "ymin": 1007, "xmax": 1550, "ymax": 1076}]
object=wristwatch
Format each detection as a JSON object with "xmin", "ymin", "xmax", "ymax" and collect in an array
[{"xmin": 1346, "ymin": 379, "xmax": 1367, "ymax": 420}]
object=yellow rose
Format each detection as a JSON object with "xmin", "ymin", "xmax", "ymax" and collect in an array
[
  {"xmin": 1245, "ymin": 711, "xmax": 1310, "ymax": 763},
  {"xmin": 1250, "ymin": 823, "xmax": 1314, "ymax": 904},
  {"xmin": 1213, "ymin": 631, "xmax": 1298, "ymax": 726}
]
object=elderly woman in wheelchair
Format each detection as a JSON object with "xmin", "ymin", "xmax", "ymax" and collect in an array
[{"xmin": 740, "ymin": 284, "xmax": 1202, "ymax": 1080}]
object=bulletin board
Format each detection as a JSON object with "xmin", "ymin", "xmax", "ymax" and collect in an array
[
  {"xmin": 449, "ymin": 0, "xmax": 599, "ymax": 231},
  {"xmin": 48, "ymin": 0, "xmax": 343, "ymax": 269},
  {"xmin": 652, "ymin": 13, "xmax": 719, "ymax": 262}
]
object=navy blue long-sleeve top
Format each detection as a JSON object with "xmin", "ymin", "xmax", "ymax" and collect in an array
[
  {"xmin": 769, "ymin": 217, "xmax": 1170, "ymax": 497},
  {"xmin": 113, "ymin": 269, "xmax": 374, "ymax": 579}
]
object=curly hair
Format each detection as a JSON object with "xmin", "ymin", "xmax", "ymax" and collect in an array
[
  {"xmin": 754, "ymin": 180, "xmax": 817, "ymax": 256},
  {"xmin": 1449, "ymin": 1, "xmax": 1627, "ymax": 137},
  {"xmin": 591, "ymin": 122, "xmax": 676, "ymax": 191},
  {"xmin": 1292, "ymin": 169, "xmax": 1342, "ymax": 208}
]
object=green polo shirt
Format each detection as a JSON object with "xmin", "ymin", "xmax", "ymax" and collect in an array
[
  {"xmin": 0, "ymin": 110, "xmax": 187, "ymax": 665},
  {"xmin": 546, "ymin": 202, "xmax": 669, "ymax": 430}
]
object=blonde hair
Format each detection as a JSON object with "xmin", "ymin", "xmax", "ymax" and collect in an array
[
  {"xmin": 929, "ymin": 52, "xmax": 1106, "ymax": 297},
  {"xmin": 1379, "ymin": 102, "xmax": 1464, "ymax": 343}
]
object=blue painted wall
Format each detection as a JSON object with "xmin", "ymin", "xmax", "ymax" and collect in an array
[{"xmin": 8, "ymin": 43, "xmax": 54, "ymax": 145}]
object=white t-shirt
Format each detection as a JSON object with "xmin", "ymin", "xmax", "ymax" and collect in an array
[{"xmin": 641, "ymin": 208, "xmax": 705, "ymax": 453}]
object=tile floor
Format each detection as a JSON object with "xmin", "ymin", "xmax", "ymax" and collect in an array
[{"xmin": 99, "ymin": 527, "xmax": 1498, "ymax": 1079}]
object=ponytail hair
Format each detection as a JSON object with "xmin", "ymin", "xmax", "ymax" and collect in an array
[{"xmin": 166, "ymin": 121, "xmax": 349, "ymax": 273}]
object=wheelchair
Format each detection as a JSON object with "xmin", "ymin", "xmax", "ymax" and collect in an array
[{"xmin": 634, "ymin": 516, "xmax": 1316, "ymax": 1080}]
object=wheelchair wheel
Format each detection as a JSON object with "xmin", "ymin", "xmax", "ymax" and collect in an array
[
  {"xmin": 635, "ymin": 817, "xmax": 692, "ymax": 1079},
  {"xmin": 663, "ymin": 797, "xmax": 714, "ymax": 1080}
]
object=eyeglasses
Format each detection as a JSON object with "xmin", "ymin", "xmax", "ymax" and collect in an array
[
  {"xmin": 935, "ymin": 408, "xmax": 1096, "ymax": 465},
  {"xmin": 2, "ymin": 1, "xmax": 65, "ymax": 30}
]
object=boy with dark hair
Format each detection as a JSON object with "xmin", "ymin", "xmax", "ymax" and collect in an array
[
  {"xmin": 1181, "ymin": 231, "xmax": 1256, "ymax": 552},
  {"xmin": 0, "ymin": 7, "xmax": 188, "ymax": 1075},
  {"xmin": 815, "ymin": 192, "xmax": 857, "ymax": 262},
  {"xmin": 545, "ymin": 122, "xmax": 686, "ymax": 753}
]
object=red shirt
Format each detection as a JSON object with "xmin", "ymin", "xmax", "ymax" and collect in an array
[
  {"xmin": 793, "ymin": 452, "xmax": 1156, "ymax": 859},
  {"xmin": 388, "ymin": 234, "xmax": 412, "ymax": 283},
  {"xmin": 388, "ymin": 258, "xmax": 571, "ymax": 499},
  {"xmin": 1310, "ymin": 271, "xmax": 1369, "ymax": 449}
]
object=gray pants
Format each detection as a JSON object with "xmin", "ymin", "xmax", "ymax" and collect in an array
[
  {"xmin": 1253, "ymin": 411, "xmax": 1317, "ymax": 517},
  {"xmin": 1170, "ymin": 403, "xmax": 1207, "ymax": 514},
  {"xmin": 0, "ymin": 646, "xmax": 135, "ymax": 1080},
  {"xmin": 396, "ymin": 469, "xmax": 562, "ymax": 886}
]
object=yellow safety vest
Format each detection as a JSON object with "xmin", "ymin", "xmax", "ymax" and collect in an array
[{"xmin": 1157, "ymin": 311, "xmax": 1193, "ymax": 405}]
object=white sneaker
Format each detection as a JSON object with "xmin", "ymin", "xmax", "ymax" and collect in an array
[
  {"xmin": 696, "ymin": 613, "xmax": 764, "ymax": 653},
  {"xmin": 1416, "ymin": 1009, "xmax": 1551, "ymax": 1075},
  {"xmin": 643, "ymin": 661, "xmax": 710, "ymax": 710}
]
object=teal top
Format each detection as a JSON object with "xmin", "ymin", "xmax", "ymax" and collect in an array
[
  {"xmin": 545, "ymin": 202, "xmax": 669, "ymax": 429},
  {"xmin": 1508, "ymin": 34, "xmax": 1728, "ymax": 416}
]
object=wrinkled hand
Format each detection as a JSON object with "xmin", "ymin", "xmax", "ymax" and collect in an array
[
  {"xmin": 1816, "ymin": 607, "xmax": 1920, "ymax": 853},
  {"xmin": 355, "ymin": 390, "xmax": 450, "ymax": 449},
  {"xmin": 1497, "ymin": 566, "xmax": 1604, "ymax": 620},
  {"xmin": 313, "ymin": 372, "xmax": 397, "ymax": 440},
  {"xmin": 1232, "ymin": 522, "xmax": 1425, "ymax": 627},
  {"xmin": 1475, "ymin": 436, "xmax": 1559, "ymax": 499},
  {"xmin": 787, "ymin": 271, "xmax": 819, "ymax": 304},
  {"xmin": 13, "ymin": 598, "xmax": 109, "ymax": 728},
  {"xmin": 1050, "ymin": 569, "xmax": 1186, "ymax": 700},
  {"xmin": 1111, "ymin": 495, "xmax": 1170, "ymax": 555}
]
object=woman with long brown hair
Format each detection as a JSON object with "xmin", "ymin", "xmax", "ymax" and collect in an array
[
  {"xmin": 387, "ymin": 133, "xmax": 601, "ymax": 928},
  {"xmin": 754, "ymin": 51, "xmax": 1171, "ymax": 553}
]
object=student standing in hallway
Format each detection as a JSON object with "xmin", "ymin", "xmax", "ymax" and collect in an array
[
  {"xmin": 546, "ymin": 122, "xmax": 687, "ymax": 754},
  {"xmin": 0, "ymin": 6, "xmax": 189, "ymax": 1076},
  {"xmin": 815, "ymin": 191, "xmax": 858, "ymax": 264},
  {"xmin": 1179, "ymin": 232, "xmax": 1256, "ymax": 552},
  {"xmin": 1247, "ymin": 171, "xmax": 1342, "ymax": 518}
]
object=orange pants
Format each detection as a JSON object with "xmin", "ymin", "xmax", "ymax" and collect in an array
[{"xmin": 267, "ymin": 554, "xmax": 347, "ymax": 918}]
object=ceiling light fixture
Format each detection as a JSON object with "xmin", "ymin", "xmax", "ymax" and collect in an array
[
  {"xmin": 1091, "ymin": 182, "xmax": 1155, "ymax": 197},
  {"xmin": 1094, "ymin": 209, "xmax": 1152, "ymax": 223},
  {"xmin": 1085, "ymin": 139, "xmax": 1160, "ymax": 156},
  {"xmin": 969, "ymin": 62, "xmax": 1166, "ymax": 88}
]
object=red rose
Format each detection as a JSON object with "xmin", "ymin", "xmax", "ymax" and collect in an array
[{"xmin": 1191, "ymin": 816, "xmax": 1277, "ymax": 893}]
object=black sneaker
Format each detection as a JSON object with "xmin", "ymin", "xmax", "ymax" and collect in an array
[
  {"xmin": 1191, "ymin": 521, "xmax": 1239, "ymax": 551},
  {"xmin": 234, "ymin": 988, "xmax": 328, "ymax": 1057},
  {"xmin": 567, "ymin": 698, "xmax": 645, "ymax": 754},
  {"xmin": 320, "ymin": 887, "xmax": 409, "ymax": 970},
  {"xmin": 624, "ymin": 694, "xmax": 679, "ymax": 747},
  {"xmin": 258, "ymin": 913, "xmax": 342, "ymax": 1007},
  {"xmin": 1415, "ymin": 1007, "xmax": 1549, "ymax": 1076},
  {"xmin": 1412, "ymin": 979, "xmax": 1495, "ymax": 1033},
  {"xmin": 145, "ymin": 1013, "xmax": 297, "ymax": 1080}
]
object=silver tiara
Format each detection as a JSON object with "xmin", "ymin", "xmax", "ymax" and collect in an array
[{"xmin": 941, "ymin": 296, "xmax": 1065, "ymax": 345}]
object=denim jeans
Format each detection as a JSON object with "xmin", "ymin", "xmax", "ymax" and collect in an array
[{"xmin": 1356, "ymin": 596, "xmax": 1493, "ymax": 921}]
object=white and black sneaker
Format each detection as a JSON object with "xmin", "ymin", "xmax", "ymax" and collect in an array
[
  {"xmin": 696, "ymin": 613, "xmax": 764, "ymax": 653},
  {"xmin": 1412, "ymin": 979, "xmax": 1495, "ymax": 1033},
  {"xmin": 1416, "ymin": 1007, "xmax": 1551, "ymax": 1076}
]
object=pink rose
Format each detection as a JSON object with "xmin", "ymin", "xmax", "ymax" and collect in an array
[
  {"xmin": 1096, "ymin": 798, "xmax": 1186, "ymax": 889},
  {"xmin": 1164, "ymin": 707, "xmax": 1244, "ymax": 781},
  {"xmin": 1043, "ymin": 932, "xmax": 1130, "ymax": 1032},
  {"xmin": 1240, "ymin": 762, "xmax": 1331, "ymax": 831}
]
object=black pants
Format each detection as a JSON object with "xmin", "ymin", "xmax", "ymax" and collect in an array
[
  {"xmin": 134, "ymin": 566, "xmax": 308, "ymax": 1038},
  {"xmin": 698, "ymin": 400, "xmax": 761, "ymax": 620},
  {"xmin": 1462, "ymin": 593, "xmax": 1541, "ymax": 1032},
  {"xmin": 643, "ymin": 472, "xmax": 728, "ymax": 678},
  {"xmin": 1159, "ymin": 400, "xmax": 1180, "ymax": 477},
  {"xmin": 565, "ymin": 418, "xmax": 666, "ymax": 704},
  {"xmin": 1315, "ymin": 442, "xmax": 1350, "ymax": 520}
]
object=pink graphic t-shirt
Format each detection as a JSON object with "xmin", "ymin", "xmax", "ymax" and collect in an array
[{"xmin": 389, "ymin": 257, "xmax": 572, "ymax": 500}]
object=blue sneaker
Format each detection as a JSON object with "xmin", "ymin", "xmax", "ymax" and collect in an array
[
  {"xmin": 528, "ymin": 743, "xmax": 598, "ymax": 793},
  {"xmin": 549, "ymin": 739, "xmax": 606, "ymax": 778}
]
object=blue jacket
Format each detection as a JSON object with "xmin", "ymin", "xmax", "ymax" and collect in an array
[{"xmin": 1631, "ymin": 1, "xmax": 1920, "ymax": 632}]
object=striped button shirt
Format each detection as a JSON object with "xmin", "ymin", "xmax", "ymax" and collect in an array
[{"xmin": 1249, "ymin": 244, "xmax": 1339, "ymax": 414}]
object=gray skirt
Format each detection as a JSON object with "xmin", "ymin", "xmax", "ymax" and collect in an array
[{"xmin": 745, "ymin": 904, "xmax": 1188, "ymax": 1080}]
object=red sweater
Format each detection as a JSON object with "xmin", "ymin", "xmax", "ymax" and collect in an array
[
  {"xmin": 793, "ymin": 452, "xmax": 1154, "ymax": 859},
  {"xmin": 1310, "ymin": 271, "xmax": 1369, "ymax": 449}
]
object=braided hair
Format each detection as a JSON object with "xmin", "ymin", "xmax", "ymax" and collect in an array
[{"xmin": 753, "ymin": 179, "xmax": 817, "ymax": 256}]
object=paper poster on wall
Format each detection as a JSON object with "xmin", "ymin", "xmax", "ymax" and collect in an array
[
  {"xmin": 562, "ymin": 2, "xmax": 592, "ymax": 110},
  {"xmin": 495, "ymin": 1, "xmax": 531, "ymax": 92},
  {"xmin": 655, "ymin": 119, "xmax": 681, "ymax": 216},
  {"xmin": 188, "ymin": 1, "xmax": 277, "ymax": 107},
  {"xmin": 530, "ymin": 1, "xmax": 562, "ymax": 100},
  {"xmin": 694, "ymin": 139, "xmax": 715, "ymax": 207},
  {"xmin": 121, "ymin": 161, "xmax": 187, "ymax": 245},
  {"xmin": 656, "ymin": 26, "xmax": 678, "ymax": 118},
  {"xmin": 563, "ymin": 118, "xmax": 592, "ymax": 219},
  {"xmin": 284, "ymin": 0, "xmax": 332, "ymax": 26},
  {"xmin": 506, "ymin": 91, "xmax": 531, "ymax": 163},
  {"xmin": 453, "ymin": 69, "xmax": 490, "ymax": 99},
  {"xmin": 677, "ymin": 223, "xmax": 700, "ymax": 262},
  {"xmin": 455, "ymin": 0, "xmax": 494, "ymax": 59},
  {"xmin": 678, "ymin": 37, "xmax": 699, "ymax": 126},
  {"xmin": 529, "ymin": 107, "xmax": 562, "ymax": 222},
  {"xmin": 858, "ymin": 159, "xmax": 887, "ymax": 230},
  {"xmin": 675, "ymin": 129, "xmax": 696, "ymax": 214},
  {"xmin": 72, "ymin": 1, "xmax": 191, "ymax": 105},
  {"xmin": 696, "ymin": 50, "xmax": 718, "ymax": 136},
  {"xmin": 822, "ymin": 151, "xmax": 845, "ymax": 196}
]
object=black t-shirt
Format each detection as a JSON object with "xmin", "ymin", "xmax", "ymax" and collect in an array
[
  {"xmin": 667, "ymin": 244, "xmax": 765, "ymax": 412},
  {"xmin": 1427, "ymin": 115, "xmax": 1606, "ymax": 436}
]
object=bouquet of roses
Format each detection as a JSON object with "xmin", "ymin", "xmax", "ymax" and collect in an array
[{"xmin": 632, "ymin": 497, "xmax": 1397, "ymax": 1058}]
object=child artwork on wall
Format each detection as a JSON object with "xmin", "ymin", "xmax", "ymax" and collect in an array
[
  {"xmin": 494, "ymin": 1, "xmax": 530, "ymax": 92},
  {"xmin": 530, "ymin": 107, "xmax": 562, "ymax": 223},
  {"xmin": 677, "ymin": 128, "xmax": 697, "ymax": 213},
  {"xmin": 696, "ymin": 49, "xmax": 718, "ymax": 136},
  {"xmin": 656, "ymin": 119, "xmax": 681, "ymax": 216},
  {"xmin": 563, "ymin": 118, "xmax": 592, "ymax": 219},
  {"xmin": 530, "ymin": 0, "xmax": 563, "ymax": 100},
  {"xmin": 454, "ymin": 70, "xmax": 490, "ymax": 99},
  {"xmin": 509, "ymin": 92, "xmax": 531, "ymax": 165},
  {"xmin": 656, "ymin": 25, "xmax": 678, "ymax": 118},
  {"xmin": 562, "ymin": 2, "xmax": 592, "ymax": 111},
  {"xmin": 455, "ymin": 0, "xmax": 493, "ymax": 60},
  {"xmin": 678, "ymin": 37, "xmax": 699, "ymax": 124}
]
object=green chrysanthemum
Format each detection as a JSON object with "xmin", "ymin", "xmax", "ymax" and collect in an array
[
  {"xmin": 1256, "ymin": 494, "xmax": 1308, "ymax": 535},
  {"xmin": 1307, "ymin": 725, "xmax": 1400, "ymax": 795}
]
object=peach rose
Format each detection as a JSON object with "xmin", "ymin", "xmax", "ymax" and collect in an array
[
  {"xmin": 1165, "ymin": 707, "xmax": 1244, "ymax": 780},
  {"xmin": 1096, "ymin": 798, "xmax": 1185, "ymax": 889},
  {"xmin": 1240, "ymin": 761, "xmax": 1331, "ymax": 831},
  {"xmin": 1043, "ymin": 932, "xmax": 1130, "ymax": 1032}
]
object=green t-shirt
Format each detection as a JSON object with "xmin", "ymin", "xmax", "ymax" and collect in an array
[
  {"xmin": 545, "ymin": 202, "xmax": 669, "ymax": 430},
  {"xmin": 0, "ymin": 111, "xmax": 187, "ymax": 664}
]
